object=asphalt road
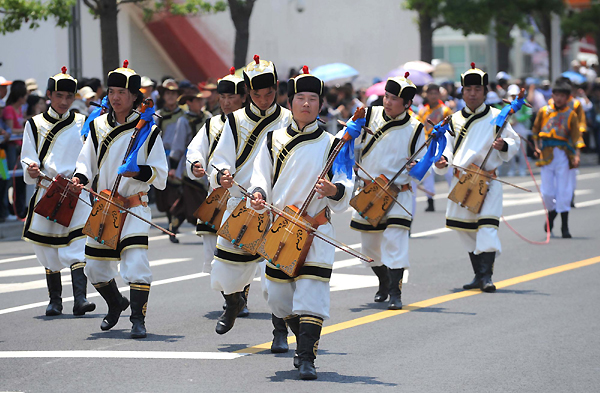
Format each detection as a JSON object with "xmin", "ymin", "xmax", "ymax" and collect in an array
[{"xmin": 1, "ymin": 167, "xmax": 599, "ymax": 393}]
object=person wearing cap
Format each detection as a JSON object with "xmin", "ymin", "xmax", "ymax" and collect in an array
[
  {"xmin": 434, "ymin": 63, "xmax": 520, "ymax": 292},
  {"xmin": 532, "ymin": 80, "xmax": 580, "ymax": 238},
  {"xmin": 209, "ymin": 55, "xmax": 293, "ymax": 336},
  {"xmin": 0, "ymin": 76, "xmax": 12, "ymax": 106},
  {"xmin": 201, "ymin": 81, "xmax": 221, "ymax": 115},
  {"xmin": 416, "ymin": 83, "xmax": 453, "ymax": 212},
  {"xmin": 504, "ymin": 84, "xmax": 533, "ymax": 177},
  {"xmin": 167, "ymin": 88, "xmax": 213, "ymax": 237},
  {"xmin": 20, "ymin": 67, "xmax": 96, "ymax": 317},
  {"xmin": 350, "ymin": 72, "xmax": 426, "ymax": 310},
  {"xmin": 140, "ymin": 76, "xmax": 154, "ymax": 100},
  {"xmin": 155, "ymin": 78, "xmax": 186, "ymax": 243},
  {"xmin": 71, "ymin": 61, "xmax": 168, "ymax": 338},
  {"xmin": 249, "ymin": 67, "xmax": 354, "ymax": 380}
]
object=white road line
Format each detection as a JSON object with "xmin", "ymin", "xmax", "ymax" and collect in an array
[{"xmin": 0, "ymin": 351, "xmax": 246, "ymax": 360}]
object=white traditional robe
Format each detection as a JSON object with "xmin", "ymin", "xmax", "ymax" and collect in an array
[
  {"xmin": 74, "ymin": 111, "xmax": 168, "ymax": 284},
  {"xmin": 208, "ymin": 102, "xmax": 292, "ymax": 295},
  {"xmin": 435, "ymin": 103, "xmax": 520, "ymax": 255},
  {"xmin": 249, "ymin": 119, "xmax": 354, "ymax": 320},
  {"xmin": 21, "ymin": 107, "xmax": 90, "ymax": 271},
  {"xmin": 351, "ymin": 107, "xmax": 426, "ymax": 271}
]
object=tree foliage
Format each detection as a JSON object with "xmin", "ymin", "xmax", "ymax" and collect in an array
[{"xmin": 0, "ymin": 0, "xmax": 74, "ymax": 34}]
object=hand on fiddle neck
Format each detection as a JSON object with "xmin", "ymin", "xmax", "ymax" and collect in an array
[
  {"xmin": 434, "ymin": 156, "xmax": 448, "ymax": 169},
  {"xmin": 219, "ymin": 170, "xmax": 233, "ymax": 189},
  {"xmin": 192, "ymin": 162, "xmax": 205, "ymax": 178},
  {"xmin": 316, "ymin": 178, "xmax": 337, "ymax": 199},
  {"xmin": 250, "ymin": 192, "xmax": 266, "ymax": 210},
  {"xmin": 69, "ymin": 176, "xmax": 84, "ymax": 193},
  {"xmin": 26, "ymin": 162, "xmax": 41, "ymax": 179},
  {"xmin": 492, "ymin": 138, "xmax": 507, "ymax": 151}
]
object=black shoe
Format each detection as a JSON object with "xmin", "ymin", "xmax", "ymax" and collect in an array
[
  {"xmin": 129, "ymin": 283, "xmax": 150, "ymax": 338},
  {"xmin": 561, "ymin": 212, "xmax": 572, "ymax": 238},
  {"xmin": 463, "ymin": 252, "xmax": 483, "ymax": 290},
  {"xmin": 238, "ymin": 284, "xmax": 250, "ymax": 317},
  {"xmin": 544, "ymin": 210, "xmax": 558, "ymax": 233},
  {"xmin": 299, "ymin": 360, "xmax": 317, "ymax": 380},
  {"xmin": 293, "ymin": 351, "xmax": 301, "ymax": 368},
  {"xmin": 271, "ymin": 314, "xmax": 289, "ymax": 353},
  {"xmin": 169, "ymin": 234, "xmax": 179, "ymax": 243},
  {"xmin": 479, "ymin": 252, "xmax": 496, "ymax": 293},
  {"xmin": 70, "ymin": 263, "xmax": 96, "ymax": 316},
  {"xmin": 95, "ymin": 279, "xmax": 130, "ymax": 331},
  {"xmin": 425, "ymin": 197, "xmax": 435, "ymax": 212},
  {"xmin": 45, "ymin": 269, "xmax": 63, "ymax": 316},
  {"xmin": 371, "ymin": 265, "xmax": 389, "ymax": 302},
  {"xmin": 387, "ymin": 268, "xmax": 404, "ymax": 310},
  {"xmin": 216, "ymin": 292, "xmax": 245, "ymax": 335}
]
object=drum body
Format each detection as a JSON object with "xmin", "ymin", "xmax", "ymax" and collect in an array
[
  {"xmin": 217, "ymin": 198, "xmax": 270, "ymax": 254},
  {"xmin": 350, "ymin": 174, "xmax": 400, "ymax": 227},
  {"xmin": 193, "ymin": 187, "xmax": 230, "ymax": 231},
  {"xmin": 82, "ymin": 190, "xmax": 128, "ymax": 250},
  {"xmin": 33, "ymin": 175, "xmax": 80, "ymax": 227}
]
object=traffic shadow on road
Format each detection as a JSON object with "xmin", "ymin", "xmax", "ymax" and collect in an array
[
  {"xmin": 267, "ymin": 369, "xmax": 397, "ymax": 385},
  {"xmin": 33, "ymin": 313, "xmax": 104, "ymax": 321},
  {"xmin": 448, "ymin": 287, "xmax": 549, "ymax": 296},
  {"xmin": 86, "ymin": 329, "xmax": 184, "ymax": 342},
  {"xmin": 203, "ymin": 310, "xmax": 272, "ymax": 321}
]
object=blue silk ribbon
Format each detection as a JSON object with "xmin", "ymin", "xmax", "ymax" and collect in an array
[
  {"xmin": 117, "ymin": 106, "xmax": 156, "ymax": 175},
  {"xmin": 492, "ymin": 96, "xmax": 526, "ymax": 127},
  {"xmin": 409, "ymin": 120, "xmax": 449, "ymax": 181},
  {"xmin": 332, "ymin": 117, "xmax": 365, "ymax": 178},
  {"xmin": 81, "ymin": 97, "xmax": 108, "ymax": 138}
]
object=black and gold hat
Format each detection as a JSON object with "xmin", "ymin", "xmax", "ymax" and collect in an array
[
  {"xmin": 46, "ymin": 66, "xmax": 77, "ymax": 94},
  {"xmin": 287, "ymin": 65, "xmax": 324, "ymax": 98},
  {"xmin": 385, "ymin": 72, "xmax": 417, "ymax": 102},
  {"xmin": 243, "ymin": 55, "xmax": 278, "ymax": 91},
  {"xmin": 217, "ymin": 67, "xmax": 246, "ymax": 95},
  {"xmin": 461, "ymin": 62, "xmax": 488, "ymax": 87},
  {"xmin": 107, "ymin": 60, "xmax": 141, "ymax": 95}
]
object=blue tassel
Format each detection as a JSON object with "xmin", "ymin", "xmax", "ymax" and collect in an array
[
  {"xmin": 409, "ymin": 120, "xmax": 449, "ymax": 181},
  {"xmin": 492, "ymin": 96, "xmax": 526, "ymax": 127},
  {"xmin": 332, "ymin": 117, "xmax": 365, "ymax": 178},
  {"xmin": 117, "ymin": 106, "xmax": 156, "ymax": 175},
  {"xmin": 81, "ymin": 97, "xmax": 108, "ymax": 138}
]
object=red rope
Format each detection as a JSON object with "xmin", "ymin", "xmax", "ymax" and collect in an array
[
  {"xmin": 501, "ymin": 142, "xmax": 550, "ymax": 245},
  {"xmin": 10, "ymin": 153, "xmax": 26, "ymax": 221}
]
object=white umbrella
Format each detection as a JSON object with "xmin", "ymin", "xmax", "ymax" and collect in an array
[{"xmin": 403, "ymin": 61, "xmax": 435, "ymax": 74}]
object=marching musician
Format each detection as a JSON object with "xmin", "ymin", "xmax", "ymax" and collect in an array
[
  {"xmin": 155, "ymin": 79, "xmax": 186, "ymax": 243},
  {"xmin": 71, "ymin": 61, "xmax": 168, "ymax": 338},
  {"xmin": 208, "ymin": 55, "xmax": 292, "ymax": 337},
  {"xmin": 434, "ymin": 63, "xmax": 520, "ymax": 292},
  {"xmin": 249, "ymin": 68, "xmax": 354, "ymax": 380},
  {"xmin": 416, "ymin": 83, "xmax": 453, "ymax": 212},
  {"xmin": 21, "ymin": 67, "xmax": 96, "ymax": 317},
  {"xmin": 167, "ymin": 88, "xmax": 212, "ymax": 233},
  {"xmin": 532, "ymin": 79, "xmax": 580, "ymax": 238},
  {"xmin": 350, "ymin": 73, "xmax": 426, "ymax": 310},
  {"xmin": 186, "ymin": 69, "xmax": 245, "ymax": 274}
]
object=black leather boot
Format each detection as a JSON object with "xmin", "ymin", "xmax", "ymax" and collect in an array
[
  {"xmin": 561, "ymin": 212, "xmax": 572, "ymax": 238},
  {"xmin": 479, "ymin": 252, "xmax": 496, "ymax": 293},
  {"xmin": 425, "ymin": 197, "xmax": 435, "ymax": 212},
  {"xmin": 371, "ymin": 265, "xmax": 389, "ymax": 302},
  {"xmin": 168, "ymin": 213, "xmax": 180, "ymax": 244},
  {"xmin": 94, "ymin": 279, "xmax": 130, "ymax": 331},
  {"xmin": 388, "ymin": 268, "xmax": 404, "ymax": 310},
  {"xmin": 129, "ymin": 283, "xmax": 150, "ymax": 338},
  {"xmin": 298, "ymin": 315, "xmax": 323, "ymax": 380},
  {"xmin": 544, "ymin": 210, "xmax": 558, "ymax": 233},
  {"xmin": 238, "ymin": 284, "xmax": 250, "ymax": 317},
  {"xmin": 270, "ymin": 314, "xmax": 289, "ymax": 353},
  {"xmin": 70, "ymin": 263, "xmax": 96, "ymax": 316},
  {"xmin": 463, "ymin": 253, "xmax": 483, "ymax": 290},
  {"xmin": 284, "ymin": 315, "xmax": 301, "ymax": 368},
  {"xmin": 215, "ymin": 292, "xmax": 245, "ymax": 335},
  {"xmin": 45, "ymin": 269, "xmax": 63, "ymax": 316}
]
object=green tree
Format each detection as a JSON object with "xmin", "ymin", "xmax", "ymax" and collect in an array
[
  {"xmin": 0, "ymin": 0, "xmax": 74, "ymax": 33},
  {"xmin": 562, "ymin": 4, "xmax": 600, "ymax": 65}
]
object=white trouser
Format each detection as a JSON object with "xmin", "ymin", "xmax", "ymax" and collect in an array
[
  {"xmin": 540, "ymin": 148, "xmax": 573, "ymax": 213},
  {"xmin": 455, "ymin": 227, "xmax": 501, "ymax": 256},
  {"xmin": 85, "ymin": 248, "xmax": 152, "ymax": 284},
  {"xmin": 202, "ymin": 234, "xmax": 217, "ymax": 273},
  {"xmin": 211, "ymin": 259, "xmax": 259, "ymax": 295},
  {"xmin": 33, "ymin": 238, "xmax": 86, "ymax": 272},
  {"xmin": 360, "ymin": 227, "xmax": 410, "ymax": 270},
  {"xmin": 265, "ymin": 278, "xmax": 330, "ymax": 320}
]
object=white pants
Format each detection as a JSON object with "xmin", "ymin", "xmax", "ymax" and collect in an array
[
  {"xmin": 360, "ymin": 227, "xmax": 410, "ymax": 270},
  {"xmin": 85, "ymin": 248, "xmax": 152, "ymax": 284},
  {"xmin": 455, "ymin": 227, "xmax": 501, "ymax": 255},
  {"xmin": 541, "ymin": 148, "xmax": 572, "ymax": 213},
  {"xmin": 33, "ymin": 238, "xmax": 86, "ymax": 272},
  {"xmin": 265, "ymin": 278, "xmax": 330, "ymax": 320},
  {"xmin": 202, "ymin": 234, "xmax": 217, "ymax": 273}
]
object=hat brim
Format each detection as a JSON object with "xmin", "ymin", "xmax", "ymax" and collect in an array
[{"xmin": 177, "ymin": 91, "xmax": 211, "ymax": 105}]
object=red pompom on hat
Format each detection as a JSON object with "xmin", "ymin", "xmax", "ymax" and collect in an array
[
  {"xmin": 254, "ymin": 55, "xmax": 260, "ymax": 64},
  {"xmin": 471, "ymin": 62, "xmax": 475, "ymax": 69},
  {"xmin": 123, "ymin": 60, "xmax": 129, "ymax": 68},
  {"xmin": 61, "ymin": 66, "xmax": 67, "ymax": 74},
  {"xmin": 404, "ymin": 71, "xmax": 410, "ymax": 78},
  {"xmin": 302, "ymin": 65, "xmax": 309, "ymax": 74},
  {"xmin": 230, "ymin": 66, "xmax": 235, "ymax": 75}
]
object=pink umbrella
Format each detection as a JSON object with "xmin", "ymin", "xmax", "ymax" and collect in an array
[
  {"xmin": 385, "ymin": 68, "xmax": 433, "ymax": 86},
  {"xmin": 365, "ymin": 81, "xmax": 386, "ymax": 97}
]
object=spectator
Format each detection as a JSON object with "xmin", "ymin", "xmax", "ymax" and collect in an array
[
  {"xmin": 0, "ymin": 99, "xmax": 11, "ymax": 222},
  {"xmin": 25, "ymin": 95, "xmax": 46, "ymax": 119},
  {"xmin": 140, "ymin": 76, "xmax": 154, "ymax": 99},
  {"xmin": 0, "ymin": 76, "xmax": 11, "ymax": 106}
]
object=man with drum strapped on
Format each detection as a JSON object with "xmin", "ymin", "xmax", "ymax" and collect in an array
[
  {"xmin": 71, "ymin": 61, "xmax": 169, "ymax": 338},
  {"xmin": 249, "ymin": 68, "xmax": 355, "ymax": 380},
  {"xmin": 21, "ymin": 67, "xmax": 96, "ymax": 317},
  {"xmin": 433, "ymin": 63, "xmax": 520, "ymax": 292},
  {"xmin": 350, "ymin": 73, "xmax": 426, "ymax": 310},
  {"xmin": 209, "ymin": 56, "xmax": 292, "ymax": 338}
]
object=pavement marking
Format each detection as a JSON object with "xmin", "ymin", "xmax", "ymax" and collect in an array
[
  {"xmin": 234, "ymin": 254, "xmax": 600, "ymax": 354},
  {"xmin": 0, "ymin": 350, "xmax": 246, "ymax": 360}
]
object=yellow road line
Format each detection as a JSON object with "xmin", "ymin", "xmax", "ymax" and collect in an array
[{"xmin": 234, "ymin": 255, "xmax": 600, "ymax": 354}]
